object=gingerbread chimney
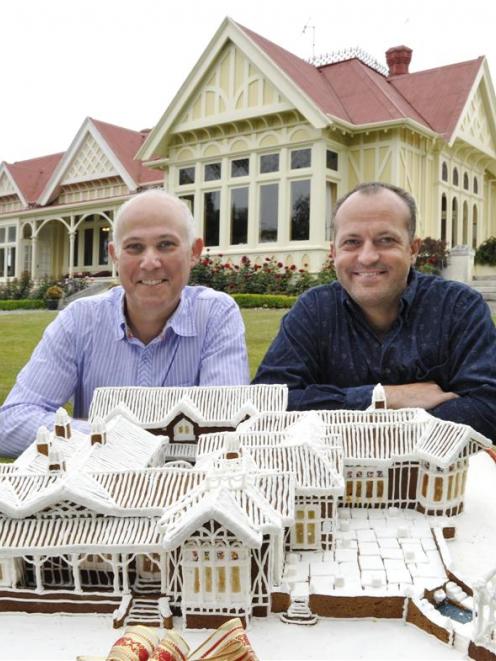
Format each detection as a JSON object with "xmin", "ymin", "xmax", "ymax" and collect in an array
[
  {"xmin": 36, "ymin": 426, "xmax": 50, "ymax": 457},
  {"xmin": 48, "ymin": 446, "xmax": 66, "ymax": 474},
  {"xmin": 54, "ymin": 407, "xmax": 72, "ymax": 439},
  {"xmin": 90, "ymin": 417, "xmax": 107, "ymax": 446},
  {"xmin": 386, "ymin": 45, "xmax": 412, "ymax": 76},
  {"xmin": 372, "ymin": 383, "xmax": 387, "ymax": 410},
  {"xmin": 224, "ymin": 433, "xmax": 241, "ymax": 460}
]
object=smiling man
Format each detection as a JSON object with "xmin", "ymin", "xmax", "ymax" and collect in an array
[
  {"xmin": 254, "ymin": 182, "xmax": 496, "ymax": 441},
  {"xmin": 0, "ymin": 190, "xmax": 249, "ymax": 456}
]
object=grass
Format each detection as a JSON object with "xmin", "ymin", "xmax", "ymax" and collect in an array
[{"xmin": 0, "ymin": 308, "xmax": 286, "ymax": 407}]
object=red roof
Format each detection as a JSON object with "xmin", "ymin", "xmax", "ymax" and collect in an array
[
  {"xmin": 236, "ymin": 22, "xmax": 483, "ymax": 140},
  {"xmin": 91, "ymin": 118, "xmax": 162, "ymax": 185},
  {"xmin": 7, "ymin": 153, "xmax": 64, "ymax": 204}
]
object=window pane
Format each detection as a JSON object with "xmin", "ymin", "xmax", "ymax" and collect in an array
[
  {"xmin": 179, "ymin": 166, "xmax": 195, "ymax": 185},
  {"xmin": 7, "ymin": 247, "xmax": 15, "ymax": 276},
  {"xmin": 84, "ymin": 228, "xmax": 94, "ymax": 266},
  {"xmin": 99, "ymin": 228, "xmax": 109, "ymax": 264},
  {"xmin": 290, "ymin": 180, "xmax": 310, "ymax": 240},
  {"xmin": 260, "ymin": 153, "xmax": 279, "ymax": 173},
  {"xmin": 204, "ymin": 191, "xmax": 220, "ymax": 246},
  {"xmin": 7, "ymin": 226, "xmax": 16, "ymax": 242},
  {"xmin": 259, "ymin": 183, "xmax": 278, "ymax": 242},
  {"xmin": 231, "ymin": 158, "xmax": 249, "ymax": 177},
  {"xmin": 291, "ymin": 148, "xmax": 311, "ymax": 169},
  {"xmin": 0, "ymin": 247, "xmax": 5, "ymax": 275},
  {"xmin": 0, "ymin": 228, "xmax": 5, "ymax": 243},
  {"xmin": 230, "ymin": 187, "xmax": 248, "ymax": 245},
  {"xmin": 326, "ymin": 150, "xmax": 338, "ymax": 171},
  {"xmin": 179, "ymin": 194, "xmax": 195, "ymax": 216},
  {"xmin": 204, "ymin": 162, "xmax": 221, "ymax": 181}
]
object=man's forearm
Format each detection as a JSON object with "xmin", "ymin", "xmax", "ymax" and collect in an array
[{"xmin": 383, "ymin": 382, "xmax": 458, "ymax": 410}]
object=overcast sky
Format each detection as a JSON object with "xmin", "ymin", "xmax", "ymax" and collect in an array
[{"xmin": 2, "ymin": 0, "xmax": 495, "ymax": 163}]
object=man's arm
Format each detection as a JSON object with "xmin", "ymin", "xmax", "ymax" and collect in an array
[
  {"xmin": 253, "ymin": 292, "xmax": 375, "ymax": 410},
  {"xmin": 0, "ymin": 308, "xmax": 89, "ymax": 457},
  {"xmin": 198, "ymin": 294, "xmax": 250, "ymax": 385},
  {"xmin": 422, "ymin": 292, "xmax": 496, "ymax": 440},
  {"xmin": 384, "ymin": 382, "xmax": 459, "ymax": 410}
]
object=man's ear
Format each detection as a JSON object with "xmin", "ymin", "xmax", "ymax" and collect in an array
[
  {"xmin": 330, "ymin": 241, "xmax": 336, "ymax": 260},
  {"xmin": 191, "ymin": 237, "xmax": 204, "ymax": 265},
  {"xmin": 108, "ymin": 241, "xmax": 118, "ymax": 265},
  {"xmin": 410, "ymin": 237, "xmax": 422, "ymax": 264}
]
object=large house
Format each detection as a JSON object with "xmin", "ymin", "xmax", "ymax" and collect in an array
[
  {"xmin": 1, "ymin": 18, "xmax": 496, "ymax": 281},
  {"xmin": 0, "ymin": 117, "xmax": 162, "ymax": 281},
  {"xmin": 138, "ymin": 18, "xmax": 496, "ymax": 273}
]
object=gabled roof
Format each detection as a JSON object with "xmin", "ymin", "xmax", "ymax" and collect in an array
[
  {"xmin": 389, "ymin": 57, "xmax": 484, "ymax": 142},
  {"xmin": 38, "ymin": 117, "xmax": 162, "ymax": 206},
  {"xmin": 89, "ymin": 385, "xmax": 288, "ymax": 427},
  {"xmin": 2, "ymin": 153, "xmax": 63, "ymax": 205},
  {"xmin": 138, "ymin": 17, "xmax": 490, "ymax": 161}
]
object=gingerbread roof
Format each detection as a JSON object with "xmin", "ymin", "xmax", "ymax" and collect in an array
[{"xmin": 89, "ymin": 385, "xmax": 288, "ymax": 428}]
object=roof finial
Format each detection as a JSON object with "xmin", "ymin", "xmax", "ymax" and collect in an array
[{"xmin": 302, "ymin": 19, "xmax": 316, "ymax": 60}]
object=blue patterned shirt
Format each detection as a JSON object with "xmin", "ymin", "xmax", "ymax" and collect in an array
[
  {"xmin": 254, "ymin": 271, "xmax": 496, "ymax": 441},
  {"xmin": 0, "ymin": 285, "xmax": 249, "ymax": 456}
]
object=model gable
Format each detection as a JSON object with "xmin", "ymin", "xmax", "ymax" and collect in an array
[
  {"xmin": 61, "ymin": 131, "xmax": 119, "ymax": 184},
  {"xmin": 0, "ymin": 166, "xmax": 25, "ymax": 213}
]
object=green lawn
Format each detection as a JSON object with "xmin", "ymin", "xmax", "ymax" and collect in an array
[{"xmin": 0, "ymin": 308, "xmax": 286, "ymax": 406}]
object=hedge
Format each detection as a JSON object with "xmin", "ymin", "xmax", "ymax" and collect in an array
[
  {"xmin": 0, "ymin": 299, "xmax": 46, "ymax": 311},
  {"xmin": 231, "ymin": 293, "xmax": 297, "ymax": 308}
]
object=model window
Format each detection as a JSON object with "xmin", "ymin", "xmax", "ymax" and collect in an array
[
  {"xmin": 290, "ymin": 180, "xmax": 310, "ymax": 241},
  {"xmin": 230, "ymin": 187, "xmax": 248, "ymax": 245},
  {"xmin": 326, "ymin": 150, "xmax": 338, "ymax": 171},
  {"xmin": 291, "ymin": 148, "xmax": 311, "ymax": 169},
  {"xmin": 474, "ymin": 177, "xmax": 478, "ymax": 195},
  {"xmin": 179, "ymin": 166, "xmax": 195, "ymax": 186},
  {"xmin": 453, "ymin": 167, "xmax": 459, "ymax": 186},
  {"xmin": 441, "ymin": 162, "xmax": 448, "ymax": 182},
  {"xmin": 204, "ymin": 191, "xmax": 220, "ymax": 246},
  {"xmin": 204, "ymin": 162, "xmax": 222, "ymax": 182},
  {"xmin": 231, "ymin": 158, "xmax": 249, "ymax": 178},
  {"xmin": 259, "ymin": 153, "xmax": 279, "ymax": 173},
  {"xmin": 463, "ymin": 173, "xmax": 469, "ymax": 190},
  {"xmin": 259, "ymin": 184, "xmax": 278, "ymax": 243}
]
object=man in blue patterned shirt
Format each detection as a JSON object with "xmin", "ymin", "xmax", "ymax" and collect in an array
[
  {"xmin": 254, "ymin": 182, "xmax": 496, "ymax": 441},
  {"xmin": 0, "ymin": 191, "xmax": 249, "ymax": 456}
]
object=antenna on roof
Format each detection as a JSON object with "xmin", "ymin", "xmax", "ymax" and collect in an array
[{"xmin": 302, "ymin": 19, "xmax": 316, "ymax": 59}]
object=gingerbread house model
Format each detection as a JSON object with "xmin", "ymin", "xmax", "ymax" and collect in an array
[{"xmin": 0, "ymin": 384, "xmax": 495, "ymax": 660}]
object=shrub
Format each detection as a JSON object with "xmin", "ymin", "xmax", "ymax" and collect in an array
[
  {"xmin": 475, "ymin": 237, "xmax": 496, "ymax": 266},
  {"xmin": 231, "ymin": 293, "xmax": 297, "ymax": 308},
  {"xmin": 190, "ymin": 252, "xmax": 336, "ymax": 295},
  {"xmin": 416, "ymin": 237, "xmax": 449, "ymax": 275},
  {"xmin": 0, "ymin": 299, "xmax": 45, "ymax": 310},
  {"xmin": 0, "ymin": 271, "xmax": 33, "ymax": 300},
  {"xmin": 44, "ymin": 285, "xmax": 64, "ymax": 300}
]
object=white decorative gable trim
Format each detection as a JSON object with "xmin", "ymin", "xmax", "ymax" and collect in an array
[{"xmin": 38, "ymin": 117, "xmax": 137, "ymax": 205}]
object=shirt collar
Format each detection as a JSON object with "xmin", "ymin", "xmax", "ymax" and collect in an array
[{"xmin": 114, "ymin": 285, "xmax": 198, "ymax": 341}]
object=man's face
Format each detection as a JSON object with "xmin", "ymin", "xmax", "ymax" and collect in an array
[
  {"xmin": 109, "ymin": 197, "xmax": 203, "ymax": 320},
  {"xmin": 330, "ymin": 189, "xmax": 420, "ymax": 321}
]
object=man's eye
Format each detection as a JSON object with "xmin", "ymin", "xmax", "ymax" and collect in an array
[
  {"xmin": 124, "ymin": 244, "xmax": 143, "ymax": 253},
  {"xmin": 342, "ymin": 239, "xmax": 360, "ymax": 247},
  {"xmin": 377, "ymin": 237, "xmax": 395, "ymax": 245},
  {"xmin": 158, "ymin": 240, "xmax": 175, "ymax": 250}
]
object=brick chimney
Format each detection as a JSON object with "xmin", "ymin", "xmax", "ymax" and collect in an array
[{"xmin": 386, "ymin": 45, "xmax": 412, "ymax": 76}]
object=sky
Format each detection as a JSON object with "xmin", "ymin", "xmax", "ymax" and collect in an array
[{"xmin": 1, "ymin": 0, "xmax": 496, "ymax": 163}]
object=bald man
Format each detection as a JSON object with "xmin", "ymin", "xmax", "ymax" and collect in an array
[{"xmin": 0, "ymin": 190, "xmax": 249, "ymax": 456}]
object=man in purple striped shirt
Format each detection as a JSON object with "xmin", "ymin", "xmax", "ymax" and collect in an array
[{"xmin": 0, "ymin": 191, "xmax": 249, "ymax": 456}]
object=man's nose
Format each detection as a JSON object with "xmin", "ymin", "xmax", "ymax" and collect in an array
[
  {"xmin": 140, "ymin": 248, "xmax": 161, "ymax": 269},
  {"xmin": 358, "ymin": 240, "xmax": 380, "ymax": 264}
]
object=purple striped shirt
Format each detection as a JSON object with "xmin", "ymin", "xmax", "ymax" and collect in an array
[{"xmin": 0, "ymin": 286, "xmax": 249, "ymax": 456}]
